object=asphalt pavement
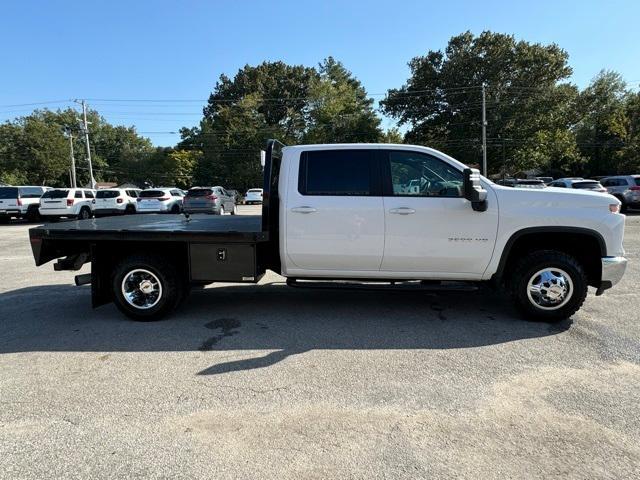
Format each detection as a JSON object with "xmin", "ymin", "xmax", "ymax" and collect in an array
[{"xmin": 1, "ymin": 207, "xmax": 639, "ymax": 479}]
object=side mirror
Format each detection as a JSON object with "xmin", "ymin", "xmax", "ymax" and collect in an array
[{"xmin": 463, "ymin": 168, "xmax": 488, "ymax": 212}]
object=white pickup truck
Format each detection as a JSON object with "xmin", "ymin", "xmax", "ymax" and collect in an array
[{"xmin": 29, "ymin": 141, "xmax": 627, "ymax": 322}]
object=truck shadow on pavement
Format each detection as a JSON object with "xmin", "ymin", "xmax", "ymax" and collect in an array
[{"xmin": 0, "ymin": 282, "xmax": 572, "ymax": 375}]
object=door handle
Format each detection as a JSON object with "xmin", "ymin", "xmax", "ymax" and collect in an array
[
  {"xmin": 291, "ymin": 206, "xmax": 317, "ymax": 214},
  {"xmin": 389, "ymin": 207, "xmax": 416, "ymax": 215}
]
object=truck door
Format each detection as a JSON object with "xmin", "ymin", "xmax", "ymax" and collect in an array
[
  {"xmin": 380, "ymin": 149, "xmax": 498, "ymax": 276},
  {"xmin": 284, "ymin": 148, "xmax": 384, "ymax": 272}
]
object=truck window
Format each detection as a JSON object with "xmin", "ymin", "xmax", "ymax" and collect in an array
[
  {"xmin": 0, "ymin": 187, "xmax": 19, "ymax": 199},
  {"xmin": 298, "ymin": 150, "xmax": 373, "ymax": 196},
  {"xmin": 42, "ymin": 189, "xmax": 69, "ymax": 199},
  {"xmin": 96, "ymin": 190, "xmax": 120, "ymax": 199},
  {"xmin": 385, "ymin": 151, "xmax": 463, "ymax": 197},
  {"xmin": 18, "ymin": 187, "xmax": 45, "ymax": 198}
]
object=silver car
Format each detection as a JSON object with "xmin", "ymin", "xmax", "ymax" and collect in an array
[
  {"xmin": 183, "ymin": 186, "xmax": 237, "ymax": 215},
  {"xmin": 600, "ymin": 175, "xmax": 640, "ymax": 212}
]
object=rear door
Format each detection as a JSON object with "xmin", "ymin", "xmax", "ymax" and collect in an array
[
  {"xmin": 96, "ymin": 190, "xmax": 121, "ymax": 209},
  {"xmin": 380, "ymin": 149, "xmax": 498, "ymax": 276},
  {"xmin": 284, "ymin": 148, "xmax": 384, "ymax": 272},
  {"xmin": 40, "ymin": 189, "xmax": 70, "ymax": 212},
  {"xmin": 138, "ymin": 190, "xmax": 165, "ymax": 211},
  {"xmin": 0, "ymin": 187, "xmax": 19, "ymax": 213}
]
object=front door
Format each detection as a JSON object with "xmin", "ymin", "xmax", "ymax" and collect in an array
[
  {"xmin": 285, "ymin": 148, "xmax": 384, "ymax": 272},
  {"xmin": 380, "ymin": 150, "xmax": 498, "ymax": 276}
]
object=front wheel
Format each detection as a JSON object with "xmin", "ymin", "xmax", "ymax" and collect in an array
[
  {"xmin": 509, "ymin": 250, "xmax": 588, "ymax": 322},
  {"xmin": 112, "ymin": 254, "xmax": 184, "ymax": 321}
]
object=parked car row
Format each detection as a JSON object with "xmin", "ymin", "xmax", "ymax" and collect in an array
[
  {"xmin": 0, "ymin": 184, "xmax": 266, "ymax": 223},
  {"xmin": 497, "ymin": 175, "xmax": 640, "ymax": 211}
]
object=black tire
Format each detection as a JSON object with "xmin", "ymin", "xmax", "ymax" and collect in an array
[
  {"xmin": 125, "ymin": 205, "xmax": 135, "ymax": 215},
  {"xmin": 112, "ymin": 254, "xmax": 184, "ymax": 321},
  {"xmin": 509, "ymin": 250, "xmax": 588, "ymax": 322},
  {"xmin": 78, "ymin": 207, "xmax": 91, "ymax": 220},
  {"xmin": 170, "ymin": 204, "xmax": 180, "ymax": 214},
  {"xmin": 0, "ymin": 216, "xmax": 10, "ymax": 224},
  {"xmin": 25, "ymin": 206, "xmax": 41, "ymax": 223}
]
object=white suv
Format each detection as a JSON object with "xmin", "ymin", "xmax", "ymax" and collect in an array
[
  {"xmin": 0, "ymin": 186, "xmax": 52, "ymax": 223},
  {"xmin": 136, "ymin": 188, "xmax": 184, "ymax": 213},
  {"xmin": 94, "ymin": 189, "xmax": 141, "ymax": 217},
  {"xmin": 39, "ymin": 188, "xmax": 96, "ymax": 220}
]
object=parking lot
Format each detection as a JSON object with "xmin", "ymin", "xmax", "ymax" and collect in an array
[{"xmin": 1, "ymin": 207, "xmax": 639, "ymax": 479}]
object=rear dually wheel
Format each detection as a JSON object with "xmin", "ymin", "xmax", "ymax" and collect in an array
[{"xmin": 112, "ymin": 254, "xmax": 184, "ymax": 321}]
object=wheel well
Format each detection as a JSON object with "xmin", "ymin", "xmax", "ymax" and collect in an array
[
  {"xmin": 91, "ymin": 241, "xmax": 189, "ymax": 307},
  {"xmin": 498, "ymin": 231, "xmax": 603, "ymax": 287}
]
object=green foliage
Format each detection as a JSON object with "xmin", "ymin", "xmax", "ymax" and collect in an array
[
  {"xmin": 381, "ymin": 31, "xmax": 579, "ymax": 174},
  {"xmin": 0, "ymin": 109, "xmax": 154, "ymax": 187},
  {"xmin": 191, "ymin": 58, "xmax": 383, "ymax": 190}
]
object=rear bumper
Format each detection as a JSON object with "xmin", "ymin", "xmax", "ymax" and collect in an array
[
  {"xmin": 40, "ymin": 209, "xmax": 76, "ymax": 217},
  {"xmin": 0, "ymin": 209, "xmax": 22, "ymax": 217},
  {"xmin": 94, "ymin": 208, "xmax": 126, "ymax": 215},
  {"xmin": 184, "ymin": 206, "xmax": 219, "ymax": 214},
  {"xmin": 596, "ymin": 256, "xmax": 628, "ymax": 295}
]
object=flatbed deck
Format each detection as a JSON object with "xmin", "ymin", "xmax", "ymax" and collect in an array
[{"xmin": 30, "ymin": 214, "xmax": 266, "ymax": 242}]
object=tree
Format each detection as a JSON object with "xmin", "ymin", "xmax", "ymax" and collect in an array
[
  {"xmin": 381, "ymin": 31, "xmax": 579, "ymax": 174},
  {"xmin": 302, "ymin": 57, "xmax": 381, "ymax": 143},
  {"xmin": 0, "ymin": 108, "xmax": 155, "ymax": 187},
  {"xmin": 194, "ymin": 58, "xmax": 382, "ymax": 189},
  {"xmin": 574, "ymin": 71, "xmax": 631, "ymax": 175}
]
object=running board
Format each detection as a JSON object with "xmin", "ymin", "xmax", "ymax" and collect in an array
[{"xmin": 286, "ymin": 278, "xmax": 479, "ymax": 292}]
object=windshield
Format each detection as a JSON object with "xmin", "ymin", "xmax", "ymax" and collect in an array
[
  {"xmin": 139, "ymin": 190, "xmax": 165, "ymax": 198},
  {"xmin": 0, "ymin": 187, "xmax": 18, "ymax": 199},
  {"xmin": 96, "ymin": 190, "xmax": 120, "ymax": 199},
  {"xmin": 41, "ymin": 189, "xmax": 69, "ymax": 199},
  {"xmin": 186, "ymin": 189, "xmax": 212, "ymax": 197}
]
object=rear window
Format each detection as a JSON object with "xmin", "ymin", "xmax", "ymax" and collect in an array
[
  {"xmin": 299, "ymin": 150, "xmax": 372, "ymax": 196},
  {"xmin": 187, "ymin": 189, "xmax": 212, "ymax": 197},
  {"xmin": 0, "ymin": 187, "xmax": 19, "ymax": 199},
  {"xmin": 139, "ymin": 190, "xmax": 165, "ymax": 198},
  {"xmin": 41, "ymin": 189, "xmax": 69, "ymax": 199},
  {"xmin": 247, "ymin": 189, "xmax": 262, "ymax": 193},
  {"xmin": 573, "ymin": 181, "xmax": 600, "ymax": 189},
  {"xmin": 96, "ymin": 190, "xmax": 121, "ymax": 199},
  {"xmin": 19, "ymin": 187, "xmax": 45, "ymax": 198}
]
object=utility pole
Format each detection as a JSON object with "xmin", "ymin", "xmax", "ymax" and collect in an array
[
  {"xmin": 75, "ymin": 99, "xmax": 95, "ymax": 188},
  {"xmin": 481, "ymin": 83, "xmax": 487, "ymax": 176},
  {"xmin": 66, "ymin": 131, "xmax": 77, "ymax": 188}
]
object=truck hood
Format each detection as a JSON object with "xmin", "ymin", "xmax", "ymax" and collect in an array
[{"xmin": 490, "ymin": 184, "xmax": 619, "ymax": 209}]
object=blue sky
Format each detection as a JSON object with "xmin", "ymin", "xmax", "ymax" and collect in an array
[{"xmin": 1, "ymin": 0, "xmax": 638, "ymax": 145}]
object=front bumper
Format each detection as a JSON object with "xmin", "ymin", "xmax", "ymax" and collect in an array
[{"xmin": 596, "ymin": 256, "xmax": 628, "ymax": 295}]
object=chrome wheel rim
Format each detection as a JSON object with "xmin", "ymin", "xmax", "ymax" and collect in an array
[
  {"xmin": 121, "ymin": 269, "xmax": 162, "ymax": 310},
  {"xmin": 526, "ymin": 267, "xmax": 573, "ymax": 310}
]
